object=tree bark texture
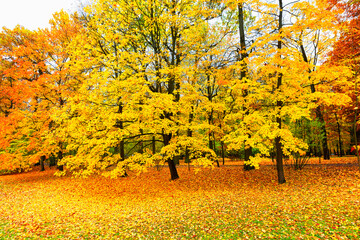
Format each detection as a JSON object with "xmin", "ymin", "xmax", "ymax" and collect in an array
[{"xmin": 276, "ymin": 0, "xmax": 286, "ymax": 184}]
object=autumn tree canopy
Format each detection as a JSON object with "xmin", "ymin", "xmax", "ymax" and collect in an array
[{"xmin": 0, "ymin": 0, "xmax": 357, "ymax": 183}]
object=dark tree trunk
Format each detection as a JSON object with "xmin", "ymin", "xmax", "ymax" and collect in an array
[
  {"xmin": 40, "ymin": 155, "xmax": 45, "ymax": 171},
  {"xmin": 205, "ymin": 71, "xmax": 220, "ymax": 168},
  {"xmin": 117, "ymin": 103, "xmax": 125, "ymax": 160},
  {"xmin": 49, "ymin": 153, "xmax": 56, "ymax": 167},
  {"xmin": 57, "ymin": 150, "xmax": 64, "ymax": 171},
  {"xmin": 335, "ymin": 113, "xmax": 345, "ymax": 157},
  {"xmin": 139, "ymin": 129, "xmax": 144, "ymax": 154},
  {"xmin": 275, "ymin": 118, "xmax": 286, "ymax": 184},
  {"xmin": 299, "ymin": 28, "xmax": 330, "ymax": 160},
  {"xmin": 354, "ymin": 81, "xmax": 360, "ymax": 167},
  {"xmin": 312, "ymin": 146, "xmax": 317, "ymax": 157},
  {"xmin": 221, "ymin": 141, "xmax": 225, "ymax": 165},
  {"xmin": 243, "ymin": 147, "xmax": 254, "ymax": 171},
  {"xmin": 238, "ymin": 3, "xmax": 253, "ymax": 169},
  {"xmin": 185, "ymin": 147, "xmax": 190, "ymax": 164},
  {"xmin": 212, "ymin": 132, "xmax": 220, "ymax": 167},
  {"xmin": 313, "ymin": 102, "xmax": 330, "ymax": 160},
  {"xmin": 275, "ymin": 0, "xmax": 286, "ymax": 184},
  {"xmin": 152, "ymin": 136, "xmax": 156, "ymax": 154},
  {"xmin": 334, "ymin": 113, "xmax": 344, "ymax": 157},
  {"xmin": 115, "ymin": 102, "xmax": 127, "ymax": 176},
  {"xmin": 57, "ymin": 97, "xmax": 65, "ymax": 171},
  {"xmin": 185, "ymin": 111, "xmax": 193, "ymax": 164},
  {"xmin": 163, "ymin": 133, "xmax": 179, "ymax": 180},
  {"xmin": 167, "ymin": 157, "xmax": 179, "ymax": 180},
  {"xmin": 120, "ymin": 140, "xmax": 125, "ymax": 160},
  {"xmin": 316, "ymin": 105, "xmax": 330, "ymax": 159}
]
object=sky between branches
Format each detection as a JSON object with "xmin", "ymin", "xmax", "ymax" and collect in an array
[{"xmin": 0, "ymin": 0, "xmax": 87, "ymax": 30}]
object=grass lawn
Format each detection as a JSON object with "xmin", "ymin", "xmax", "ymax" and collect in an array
[{"xmin": 0, "ymin": 157, "xmax": 360, "ymax": 239}]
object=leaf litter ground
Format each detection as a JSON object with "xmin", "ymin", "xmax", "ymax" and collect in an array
[{"xmin": 0, "ymin": 157, "xmax": 360, "ymax": 239}]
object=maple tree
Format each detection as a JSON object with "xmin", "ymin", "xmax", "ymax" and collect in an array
[
  {"xmin": 0, "ymin": 11, "xmax": 83, "ymax": 173},
  {"xmin": 52, "ymin": 0, "xmax": 232, "ymax": 179},
  {"xmin": 40, "ymin": 11, "xmax": 84, "ymax": 171},
  {"xmin": 222, "ymin": 0, "xmax": 351, "ymax": 183},
  {"xmin": 328, "ymin": 0, "xmax": 360, "ymax": 166},
  {"xmin": 0, "ymin": 26, "xmax": 48, "ymax": 171},
  {"xmin": 219, "ymin": 0, "xmax": 256, "ymax": 170}
]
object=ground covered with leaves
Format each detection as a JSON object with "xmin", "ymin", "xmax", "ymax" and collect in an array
[{"xmin": 1, "ymin": 157, "xmax": 360, "ymax": 239}]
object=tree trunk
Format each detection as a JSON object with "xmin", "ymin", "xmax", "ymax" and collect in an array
[
  {"xmin": 335, "ymin": 112, "xmax": 344, "ymax": 157},
  {"xmin": 57, "ymin": 97, "xmax": 65, "ymax": 171},
  {"xmin": 119, "ymin": 140, "xmax": 125, "ymax": 160},
  {"xmin": 316, "ymin": 105, "xmax": 330, "ymax": 159},
  {"xmin": 167, "ymin": 157, "xmax": 179, "ymax": 180},
  {"xmin": 221, "ymin": 141, "xmax": 225, "ymax": 165},
  {"xmin": 40, "ymin": 155, "xmax": 45, "ymax": 171},
  {"xmin": 275, "ymin": 0, "xmax": 286, "ymax": 184},
  {"xmin": 354, "ymin": 80, "xmax": 360, "ymax": 168},
  {"xmin": 139, "ymin": 129, "xmax": 144, "ymax": 154},
  {"xmin": 152, "ymin": 136, "xmax": 156, "ymax": 154},
  {"xmin": 314, "ymin": 146, "xmax": 319, "ymax": 157},
  {"xmin": 238, "ymin": 3, "xmax": 253, "ymax": 169},
  {"xmin": 185, "ymin": 147, "xmax": 190, "ymax": 164},
  {"xmin": 57, "ymin": 150, "xmax": 64, "ymax": 171},
  {"xmin": 299, "ymin": 31, "xmax": 330, "ymax": 160},
  {"xmin": 117, "ymin": 104, "xmax": 125, "ymax": 160},
  {"xmin": 212, "ymin": 132, "xmax": 220, "ymax": 167},
  {"xmin": 275, "ymin": 118, "xmax": 286, "ymax": 183},
  {"xmin": 163, "ymin": 133, "xmax": 179, "ymax": 180},
  {"xmin": 115, "ymin": 102, "xmax": 127, "ymax": 176},
  {"xmin": 185, "ymin": 110, "xmax": 193, "ymax": 164},
  {"xmin": 243, "ymin": 147, "xmax": 254, "ymax": 170},
  {"xmin": 309, "ymin": 86, "xmax": 330, "ymax": 160},
  {"xmin": 49, "ymin": 153, "xmax": 56, "ymax": 167}
]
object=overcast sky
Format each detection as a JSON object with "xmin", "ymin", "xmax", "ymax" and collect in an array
[{"xmin": 0, "ymin": 0, "xmax": 86, "ymax": 30}]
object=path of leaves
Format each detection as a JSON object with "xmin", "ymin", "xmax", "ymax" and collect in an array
[{"xmin": 1, "ymin": 158, "xmax": 360, "ymax": 239}]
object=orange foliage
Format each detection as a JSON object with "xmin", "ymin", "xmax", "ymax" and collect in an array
[
  {"xmin": 329, "ymin": 0, "xmax": 360, "ymax": 66},
  {"xmin": 0, "ymin": 12, "xmax": 83, "ymax": 171}
]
